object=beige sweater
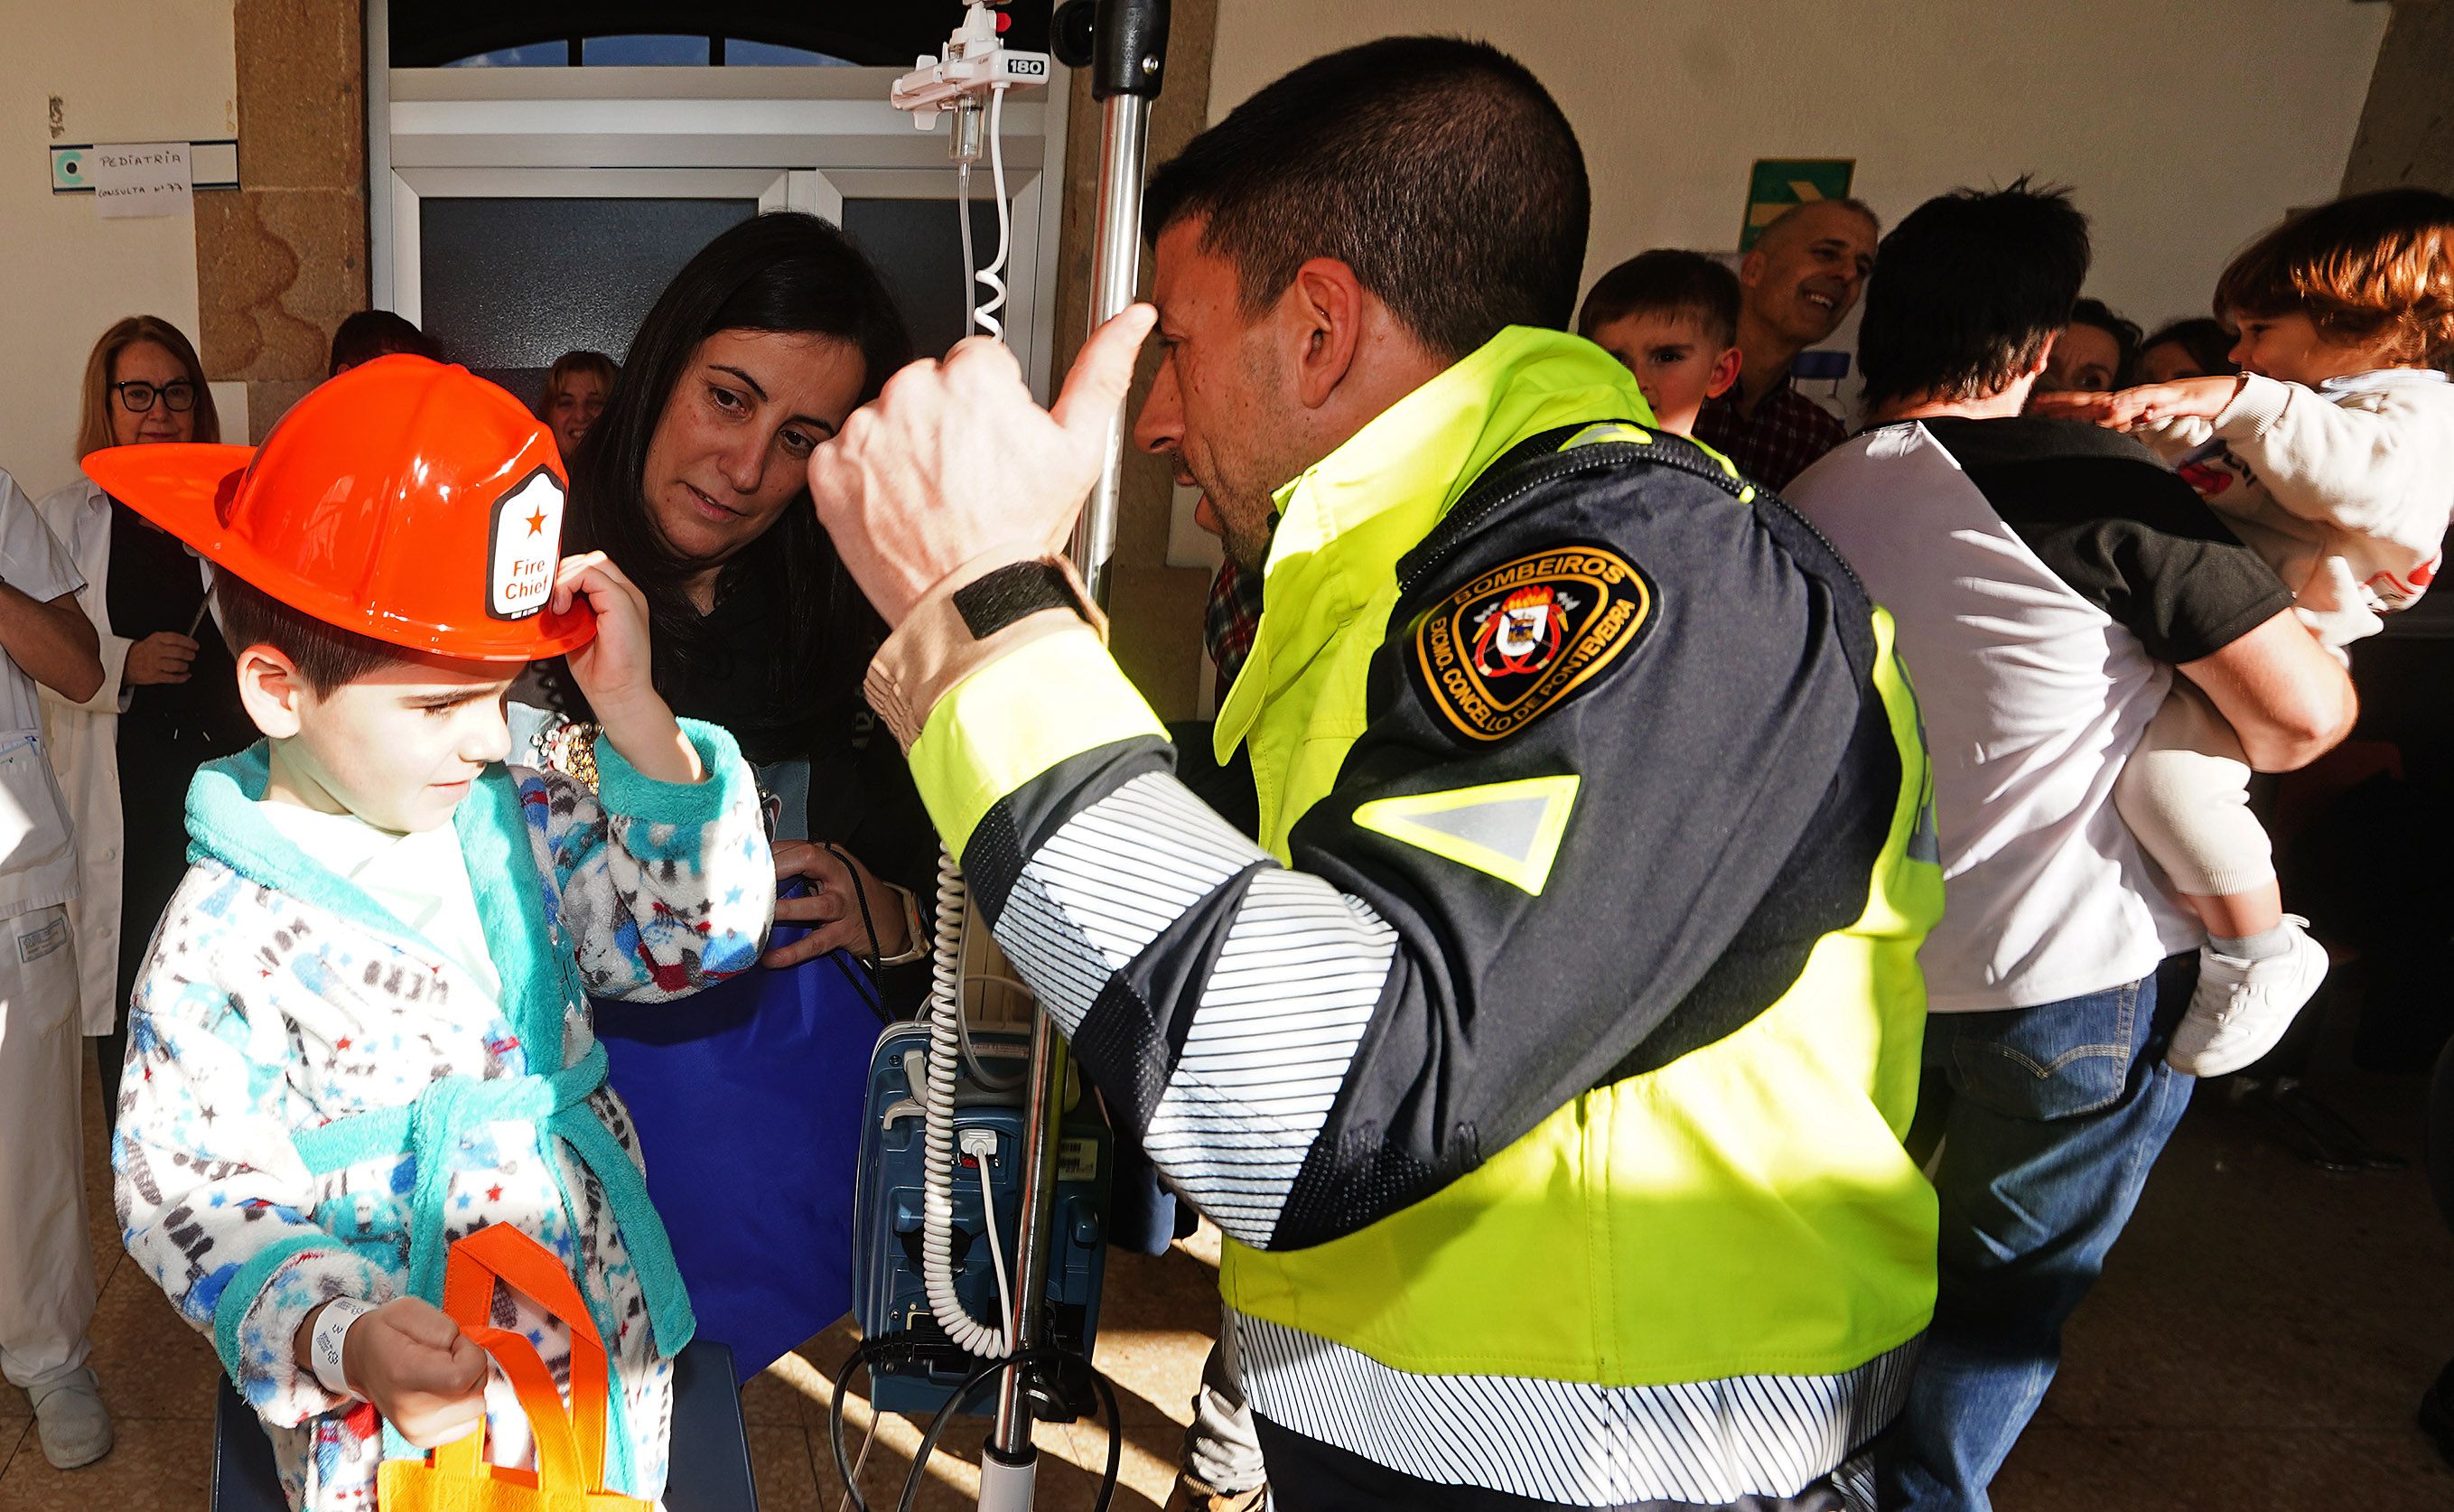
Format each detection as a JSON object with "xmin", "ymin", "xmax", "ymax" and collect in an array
[{"xmin": 2140, "ymin": 369, "xmax": 2454, "ymax": 615}]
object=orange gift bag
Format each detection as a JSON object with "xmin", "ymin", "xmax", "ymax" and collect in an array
[{"xmin": 378, "ymin": 1225, "xmax": 652, "ymax": 1511}]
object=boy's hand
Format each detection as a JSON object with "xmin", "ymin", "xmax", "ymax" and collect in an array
[
  {"xmin": 303, "ymin": 1297, "xmax": 489, "ymax": 1448},
  {"xmin": 552, "ymin": 553, "xmax": 701, "ymax": 786},
  {"xmin": 554, "ymin": 553, "xmax": 652, "ymax": 711}
]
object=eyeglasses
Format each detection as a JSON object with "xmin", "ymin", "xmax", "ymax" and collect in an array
[{"xmin": 112, "ymin": 380, "xmax": 198, "ymax": 414}]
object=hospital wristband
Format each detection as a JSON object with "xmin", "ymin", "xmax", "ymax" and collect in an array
[{"xmin": 308, "ymin": 1297, "xmax": 378, "ymax": 1399}]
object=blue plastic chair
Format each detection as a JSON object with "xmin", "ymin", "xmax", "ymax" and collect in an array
[{"xmin": 210, "ymin": 1339, "xmax": 758, "ymax": 1510}]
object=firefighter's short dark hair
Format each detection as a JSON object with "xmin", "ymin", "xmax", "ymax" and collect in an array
[{"xmin": 1143, "ymin": 35, "xmax": 1588, "ymax": 362}]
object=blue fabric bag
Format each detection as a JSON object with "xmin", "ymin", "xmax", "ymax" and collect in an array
[{"xmin": 591, "ymin": 899, "xmax": 881, "ymax": 1382}]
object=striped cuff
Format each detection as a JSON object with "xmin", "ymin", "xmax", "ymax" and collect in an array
[
  {"xmin": 1229, "ymin": 1311, "xmax": 1915, "ymax": 1507},
  {"xmin": 865, "ymin": 553, "xmax": 1106, "ymax": 751}
]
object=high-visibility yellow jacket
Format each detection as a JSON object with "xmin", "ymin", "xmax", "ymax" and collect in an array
[{"xmin": 898, "ymin": 328, "xmax": 1940, "ymax": 1504}]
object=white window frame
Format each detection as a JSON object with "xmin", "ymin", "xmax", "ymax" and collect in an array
[
  {"xmin": 364, "ymin": 4, "xmax": 1071, "ymax": 398},
  {"xmin": 386, "ymin": 167, "xmax": 805, "ymax": 339}
]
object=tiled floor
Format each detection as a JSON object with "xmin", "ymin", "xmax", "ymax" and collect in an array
[{"xmin": 7, "ymin": 1040, "xmax": 2451, "ymax": 1510}]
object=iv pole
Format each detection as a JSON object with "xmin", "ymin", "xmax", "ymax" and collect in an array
[{"xmin": 984, "ymin": 0, "xmax": 1171, "ymax": 1501}]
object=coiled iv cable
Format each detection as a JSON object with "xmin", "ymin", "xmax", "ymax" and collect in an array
[
  {"xmin": 918, "ymin": 845, "xmax": 1012, "ymax": 1358},
  {"xmin": 960, "ymin": 85, "xmax": 1015, "ymax": 339}
]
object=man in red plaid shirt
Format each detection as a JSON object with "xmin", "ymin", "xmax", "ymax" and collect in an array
[
  {"xmin": 1694, "ymin": 199, "xmax": 1880, "ymax": 489},
  {"xmin": 1204, "ymin": 556, "xmax": 1267, "ymax": 705}
]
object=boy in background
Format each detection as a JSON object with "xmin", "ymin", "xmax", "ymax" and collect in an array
[{"xmin": 1577, "ymin": 249, "xmax": 1744, "ymax": 438}]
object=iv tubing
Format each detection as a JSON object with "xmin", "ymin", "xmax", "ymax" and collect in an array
[
  {"xmin": 971, "ymin": 85, "xmax": 1014, "ymax": 338},
  {"xmin": 918, "ymin": 847, "xmax": 1011, "ymax": 1358}
]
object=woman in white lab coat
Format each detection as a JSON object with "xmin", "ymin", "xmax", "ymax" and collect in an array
[{"xmin": 37, "ymin": 317, "xmax": 247, "ymax": 1128}]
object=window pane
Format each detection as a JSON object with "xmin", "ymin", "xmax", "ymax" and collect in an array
[
  {"xmin": 417, "ymin": 197, "xmax": 758, "ymax": 403},
  {"xmin": 725, "ymin": 39, "xmax": 855, "ymax": 66},
  {"xmin": 444, "ymin": 42, "xmax": 570, "ymax": 68},
  {"xmin": 839, "ymin": 197, "xmax": 1008, "ymax": 362},
  {"xmin": 581, "ymin": 33, "xmax": 711, "ymax": 66}
]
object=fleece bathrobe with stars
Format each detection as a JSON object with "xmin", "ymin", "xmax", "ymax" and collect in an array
[{"xmin": 112, "ymin": 720, "xmax": 773, "ymax": 1511}]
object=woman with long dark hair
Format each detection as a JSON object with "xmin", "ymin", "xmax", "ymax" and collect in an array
[
  {"xmin": 524, "ymin": 211, "xmax": 933, "ymax": 974},
  {"xmin": 513, "ymin": 216, "xmax": 936, "ymax": 1374}
]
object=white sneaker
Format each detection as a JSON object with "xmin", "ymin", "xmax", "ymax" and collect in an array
[
  {"xmin": 27, "ymin": 1366, "xmax": 113, "ymax": 1469},
  {"xmin": 2167, "ymin": 917, "xmax": 2328, "ymax": 1078}
]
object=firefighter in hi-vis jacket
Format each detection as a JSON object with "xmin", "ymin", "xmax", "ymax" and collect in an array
[{"xmin": 810, "ymin": 35, "xmax": 1941, "ymax": 1512}]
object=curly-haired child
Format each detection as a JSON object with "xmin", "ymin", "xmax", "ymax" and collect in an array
[{"xmin": 2045, "ymin": 188, "xmax": 2454, "ymax": 1075}]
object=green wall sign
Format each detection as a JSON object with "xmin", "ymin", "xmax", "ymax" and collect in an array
[{"xmin": 1740, "ymin": 159, "xmax": 1857, "ymax": 251}]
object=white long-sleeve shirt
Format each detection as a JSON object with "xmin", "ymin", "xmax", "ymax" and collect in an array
[{"xmin": 2140, "ymin": 368, "xmax": 2454, "ymax": 615}]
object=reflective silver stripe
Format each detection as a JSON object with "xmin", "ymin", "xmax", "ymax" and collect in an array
[
  {"xmin": 1022, "ymin": 773, "xmax": 1258, "ymax": 972},
  {"xmin": 1140, "ymin": 872, "xmax": 1394, "ymax": 1244},
  {"xmin": 1229, "ymin": 1311, "xmax": 1914, "ymax": 1507},
  {"xmin": 989, "ymin": 770, "xmax": 1401, "ymax": 1246}
]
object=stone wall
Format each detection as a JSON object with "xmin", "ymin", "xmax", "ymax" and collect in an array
[{"xmin": 195, "ymin": 0, "xmax": 369, "ymax": 440}]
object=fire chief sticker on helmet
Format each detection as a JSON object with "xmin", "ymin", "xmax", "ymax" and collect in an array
[
  {"xmin": 487, "ymin": 468, "xmax": 565, "ymax": 621},
  {"xmin": 1414, "ymin": 545, "xmax": 1652, "ymax": 741}
]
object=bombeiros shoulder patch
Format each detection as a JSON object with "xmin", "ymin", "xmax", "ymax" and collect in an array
[
  {"xmin": 1414, "ymin": 544, "xmax": 1652, "ymax": 741},
  {"xmin": 487, "ymin": 468, "xmax": 565, "ymax": 622}
]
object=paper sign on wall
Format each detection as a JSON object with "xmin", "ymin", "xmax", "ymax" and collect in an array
[{"xmin": 89, "ymin": 143, "xmax": 192, "ymax": 220}]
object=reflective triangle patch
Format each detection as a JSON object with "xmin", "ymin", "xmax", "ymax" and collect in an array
[{"xmin": 1351, "ymin": 774, "xmax": 1581, "ymax": 896}]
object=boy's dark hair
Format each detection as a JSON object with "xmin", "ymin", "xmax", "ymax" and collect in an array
[
  {"xmin": 2214, "ymin": 187, "xmax": 2454, "ymax": 369},
  {"xmin": 1143, "ymin": 36, "xmax": 1588, "ymax": 361},
  {"xmin": 1577, "ymin": 251, "xmax": 1741, "ymax": 350},
  {"xmin": 2067, "ymin": 296, "xmax": 2142, "ymax": 383},
  {"xmin": 2140, "ymin": 316, "xmax": 2240, "ymax": 378},
  {"xmin": 1857, "ymin": 179, "xmax": 2090, "ymax": 410},
  {"xmin": 328, "ymin": 310, "xmax": 443, "ymax": 376},
  {"xmin": 214, "ymin": 572, "xmax": 408, "ymax": 691}
]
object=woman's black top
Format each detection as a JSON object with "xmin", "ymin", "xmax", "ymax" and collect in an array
[
  {"xmin": 106, "ymin": 500, "xmax": 252, "ymax": 757},
  {"xmin": 667, "ymin": 576, "xmax": 826, "ymax": 769}
]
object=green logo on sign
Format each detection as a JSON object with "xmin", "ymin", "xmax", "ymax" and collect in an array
[{"xmin": 1740, "ymin": 159, "xmax": 1856, "ymax": 252}]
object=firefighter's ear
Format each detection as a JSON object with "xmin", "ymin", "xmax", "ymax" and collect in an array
[{"xmin": 1285, "ymin": 257, "xmax": 1367, "ymax": 410}]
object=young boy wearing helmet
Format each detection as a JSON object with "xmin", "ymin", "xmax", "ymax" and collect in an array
[{"xmin": 94, "ymin": 356, "xmax": 774, "ymax": 1510}]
